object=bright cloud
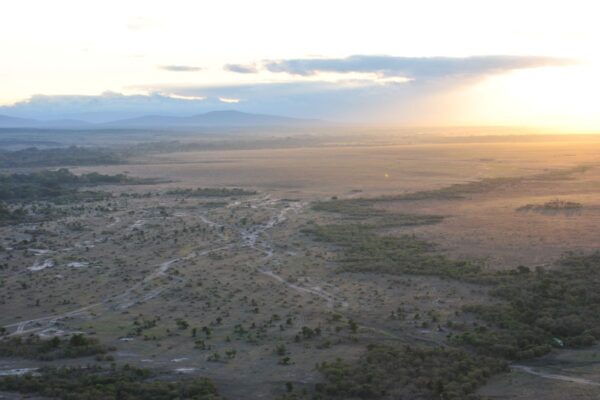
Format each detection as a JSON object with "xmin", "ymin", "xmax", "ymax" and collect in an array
[{"xmin": 159, "ymin": 65, "xmax": 203, "ymax": 72}]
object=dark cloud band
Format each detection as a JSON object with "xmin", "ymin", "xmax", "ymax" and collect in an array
[
  {"xmin": 224, "ymin": 64, "xmax": 258, "ymax": 74},
  {"xmin": 263, "ymin": 55, "xmax": 574, "ymax": 78},
  {"xmin": 159, "ymin": 65, "xmax": 203, "ymax": 72}
]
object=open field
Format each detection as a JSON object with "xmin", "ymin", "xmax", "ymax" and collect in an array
[
  {"xmin": 2, "ymin": 133, "xmax": 600, "ymax": 399},
  {"xmin": 72, "ymin": 138, "xmax": 600, "ymax": 196}
]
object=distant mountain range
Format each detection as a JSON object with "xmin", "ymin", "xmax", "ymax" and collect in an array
[{"xmin": 0, "ymin": 110, "xmax": 322, "ymax": 129}]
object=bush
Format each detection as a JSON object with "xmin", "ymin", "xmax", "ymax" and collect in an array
[
  {"xmin": 304, "ymin": 224, "xmax": 480, "ymax": 279},
  {"xmin": 314, "ymin": 344, "xmax": 506, "ymax": 400},
  {"xmin": 0, "ymin": 334, "xmax": 112, "ymax": 361},
  {"xmin": 0, "ymin": 365, "xmax": 223, "ymax": 400},
  {"xmin": 454, "ymin": 252, "xmax": 600, "ymax": 359}
]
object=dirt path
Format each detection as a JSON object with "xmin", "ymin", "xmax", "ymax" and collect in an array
[
  {"xmin": 235, "ymin": 199, "xmax": 340, "ymax": 308},
  {"xmin": 258, "ymin": 269, "xmax": 336, "ymax": 308},
  {"xmin": 512, "ymin": 365, "xmax": 600, "ymax": 386},
  {"xmin": 4, "ymin": 210, "xmax": 234, "ymax": 336},
  {"xmin": 240, "ymin": 199, "xmax": 412, "ymax": 343}
]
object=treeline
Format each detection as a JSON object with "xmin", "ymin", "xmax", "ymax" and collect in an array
[
  {"xmin": 313, "ymin": 198, "xmax": 444, "ymax": 226},
  {"xmin": 313, "ymin": 165, "xmax": 591, "ymax": 207},
  {"xmin": 123, "ymin": 136, "xmax": 332, "ymax": 155},
  {"xmin": 0, "ymin": 364, "xmax": 223, "ymax": 400},
  {"xmin": 301, "ymin": 225, "xmax": 598, "ymax": 398},
  {"xmin": 312, "ymin": 198, "xmax": 388, "ymax": 218},
  {"xmin": 0, "ymin": 334, "xmax": 112, "ymax": 361},
  {"xmin": 0, "ymin": 146, "xmax": 124, "ymax": 167},
  {"xmin": 382, "ymin": 165, "xmax": 591, "ymax": 201},
  {"xmin": 453, "ymin": 252, "xmax": 600, "ymax": 360},
  {"xmin": 310, "ymin": 345, "xmax": 506, "ymax": 400},
  {"xmin": 0, "ymin": 168, "xmax": 148, "ymax": 202},
  {"xmin": 304, "ymin": 169, "xmax": 600, "ymax": 398},
  {"xmin": 517, "ymin": 199, "xmax": 582, "ymax": 212},
  {"xmin": 310, "ymin": 167, "xmax": 600, "ymax": 361},
  {"xmin": 304, "ymin": 224, "xmax": 480, "ymax": 279},
  {"xmin": 307, "ymin": 222, "xmax": 600, "ymax": 361}
]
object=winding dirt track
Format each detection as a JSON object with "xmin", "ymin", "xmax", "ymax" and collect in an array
[
  {"xmin": 6, "ymin": 195, "xmax": 600, "ymax": 391},
  {"xmin": 4, "ymin": 209, "xmax": 235, "ymax": 336},
  {"xmin": 512, "ymin": 365, "xmax": 600, "ymax": 386},
  {"xmin": 4, "ymin": 197, "xmax": 315, "ymax": 335}
]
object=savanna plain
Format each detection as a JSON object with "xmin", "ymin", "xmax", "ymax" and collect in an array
[{"xmin": 2, "ymin": 130, "xmax": 600, "ymax": 400}]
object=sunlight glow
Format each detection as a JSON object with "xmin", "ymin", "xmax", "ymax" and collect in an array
[{"xmin": 218, "ymin": 97, "xmax": 241, "ymax": 104}]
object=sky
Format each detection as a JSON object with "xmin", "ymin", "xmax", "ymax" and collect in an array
[{"xmin": 1, "ymin": 0, "xmax": 599, "ymax": 130}]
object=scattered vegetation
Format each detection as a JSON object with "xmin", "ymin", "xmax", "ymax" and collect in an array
[
  {"xmin": 302, "ymin": 248, "xmax": 600, "ymax": 397},
  {"xmin": 316, "ymin": 165, "xmax": 591, "ymax": 206},
  {"xmin": 304, "ymin": 224, "xmax": 480, "ymax": 279},
  {"xmin": 381, "ymin": 165, "xmax": 591, "ymax": 201},
  {"xmin": 0, "ymin": 146, "xmax": 123, "ymax": 168},
  {"xmin": 383, "ymin": 177, "xmax": 523, "ymax": 201},
  {"xmin": 454, "ymin": 252, "xmax": 600, "ymax": 359},
  {"xmin": 0, "ymin": 154, "xmax": 594, "ymax": 400},
  {"xmin": 312, "ymin": 198, "xmax": 443, "ymax": 226},
  {"xmin": 308, "ymin": 220, "xmax": 600, "ymax": 361},
  {"xmin": 0, "ymin": 334, "xmax": 112, "ymax": 361},
  {"xmin": 306, "ymin": 210, "xmax": 600, "ymax": 400},
  {"xmin": 313, "ymin": 199, "xmax": 387, "ymax": 218},
  {"xmin": 517, "ymin": 199, "xmax": 582, "ymax": 213},
  {"xmin": 0, "ymin": 203, "xmax": 27, "ymax": 224},
  {"xmin": 1, "ymin": 199, "xmax": 69, "ymax": 225},
  {"xmin": 534, "ymin": 165, "xmax": 591, "ymax": 181},
  {"xmin": 313, "ymin": 344, "xmax": 506, "ymax": 400}
]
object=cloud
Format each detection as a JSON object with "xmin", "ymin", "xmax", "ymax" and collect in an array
[
  {"xmin": 224, "ymin": 63, "xmax": 259, "ymax": 74},
  {"xmin": 0, "ymin": 54, "xmax": 577, "ymax": 124},
  {"xmin": 0, "ymin": 91, "xmax": 220, "ymax": 122},
  {"xmin": 159, "ymin": 65, "xmax": 203, "ymax": 72},
  {"xmin": 0, "ymin": 83, "xmax": 393, "ymax": 122},
  {"xmin": 264, "ymin": 55, "xmax": 574, "ymax": 79},
  {"xmin": 137, "ymin": 80, "xmax": 436, "ymax": 122},
  {"xmin": 218, "ymin": 97, "xmax": 241, "ymax": 103}
]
